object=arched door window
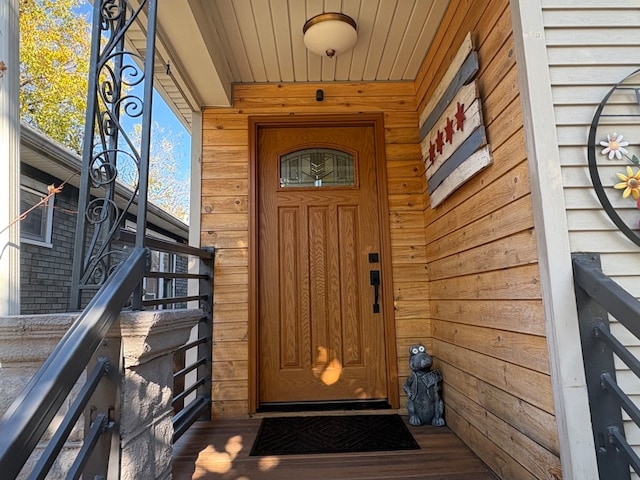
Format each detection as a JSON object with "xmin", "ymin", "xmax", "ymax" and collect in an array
[{"xmin": 279, "ymin": 147, "xmax": 355, "ymax": 188}]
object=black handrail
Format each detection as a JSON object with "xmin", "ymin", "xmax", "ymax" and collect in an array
[
  {"xmin": 0, "ymin": 237, "xmax": 214, "ymax": 478},
  {"xmin": 0, "ymin": 247, "xmax": 149, "ymax": 479},
  {"xmin": 573, "ymin": 256, "xmax": 640, "ymax": 338},
  {"xmin": 573, "ymin": 253, "xmax": 637, "ymax": 480},
  {"xmin": 30, "ymin": 358, "xmax": 111, "ymax": 479}
]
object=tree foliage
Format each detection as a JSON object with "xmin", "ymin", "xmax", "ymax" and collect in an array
[
  {"xmin": 20, "ymin": 0, "xmax": 190, "ymax": 222},
  {"xmin": 145, "ymin": 123, "xmax": 190, "ymax": 223},
  {"xmin": 20, "ymin": 0, "xmax": 91, "ymax": 153},
  {"xmin": 121, "ymin": 123, "xmax": 190, "ymax": 223}
]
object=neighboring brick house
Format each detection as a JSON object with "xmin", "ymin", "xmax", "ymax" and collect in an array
[{"xmin": 19, "ymin": 123, "xmax": 189, "ymax": 314}]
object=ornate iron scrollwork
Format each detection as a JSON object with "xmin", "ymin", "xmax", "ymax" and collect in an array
[{"xmin": 71, "ymin": 0, "xmax": 158, "ymax": 309}]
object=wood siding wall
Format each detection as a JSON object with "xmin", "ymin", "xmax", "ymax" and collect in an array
[
  {"xmin": 199, "ymin": 0, "xmax": 562, "ymax": 477},
  {"xmin": 541, "ymin": 0, "xmax": 640, "ymax": 469},
  {"xmin": 416, "ymin": 0, "xmax": 561, "ymax": 478},
  {"xmin": 201, "ymin": 84, "xmax": 428, "ymax": 418}
]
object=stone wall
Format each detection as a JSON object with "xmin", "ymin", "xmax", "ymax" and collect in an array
[
  {"xmin": 0, "ymin": 313, "xmax": 83, "ymax": 478},
  {"xmin": 0, "ymin": 309, "xmax": 202, "ymax": 479},
  {"xmin": 115, "ymin": 310, "xmax": 199, "ymax": 480}
]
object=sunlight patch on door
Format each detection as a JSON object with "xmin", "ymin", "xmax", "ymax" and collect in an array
[{"xmin": 312, "ymin": 345, "xmax": 343, "ymax": 385}]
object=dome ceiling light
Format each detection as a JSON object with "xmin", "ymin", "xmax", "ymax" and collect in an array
[{"xmin": 303, "ymin": 12, "xmax": 358, "ymax": 58}]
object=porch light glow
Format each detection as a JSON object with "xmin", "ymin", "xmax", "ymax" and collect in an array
[{"xmin": 303, "ymin": 12, "xmax": 357, "ymax": 58}]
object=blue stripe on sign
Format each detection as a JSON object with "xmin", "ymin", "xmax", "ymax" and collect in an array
[
  {"xmin": 419, "ymin": 51, "xmax": 479, "ymax": 141},
  {"xmin": 427, "ymin": 126, "xmax": 486, "ymax": 194}
]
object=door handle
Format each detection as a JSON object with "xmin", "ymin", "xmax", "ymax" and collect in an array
[{"xmin": 370, "ymin": 270, "xmax": 380, "ymax": 313}]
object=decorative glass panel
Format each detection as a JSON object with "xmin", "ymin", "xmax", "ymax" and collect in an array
[{"xmin": 280, "ymin": 148, "xmax": 355, "ymax": 187}]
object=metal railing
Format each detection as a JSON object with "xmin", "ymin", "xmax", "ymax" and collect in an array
[
  {"xmin": 0, "ymin": 0, "xmax": 215, "ymax": 476},
  {"xmin": 0, "ymin": 239, "xmax": 214, "ymax": 478},
  {"xmin": 116, "ymin": 230, "xmax": 215, "ymax": 441},
  {"xmin": 0, "ymin": 247, "xmax": 147, "ymax": 479},
  {"xmin": 71, "ymin": 0, "xmax": 159, "ymax": 311},
  {"xmin": 573, "ymin": 253, "xmax": 639, "ymax": 480}
]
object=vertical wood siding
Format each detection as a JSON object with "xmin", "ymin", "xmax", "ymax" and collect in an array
[
  {"xmin": 201, "ymin": 83, "xmax": 429, "ymax": 418},
  {"xmin": 541, "ymin": 0, "xmax": 640, "ymax": 472},
  {"xmin": 417, "ymin": 0, "xmax": 561, "ymax": 478}
]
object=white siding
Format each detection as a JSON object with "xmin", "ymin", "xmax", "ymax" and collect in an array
[{"xmin": 542, "ymin": 0, "xmax": 640, "ymax": 473}]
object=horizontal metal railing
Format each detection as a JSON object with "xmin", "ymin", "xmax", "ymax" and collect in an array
[
  {"xmin": 573, "ymin": 253, "xmax": 639, "ymax": 480},
  {"xmin": 115, "ymin": 230, "xmax": 215, "ymax": 442},
  {"xmin": 113, "ymin": 232, "xmax": 215, "ymax": 444},
  {"xmin": 170, "ymin": 243, "xmax": 214, "ymax": 442},
  {"xmin": 117, "ymin": 229, "xmax": 212, "ymax": 309},
  {"xmin": 172, "ymin": 332, "xmax": 211, "ymax": 442},
  {"xmin": 0, "ymin": 237, "xmax": 214, "ymax": 478},
  {"xmin": 0, "ymin": 247, "xmax": 149, "ymax": 480}
]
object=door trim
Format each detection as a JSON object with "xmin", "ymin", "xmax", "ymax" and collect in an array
[{"xmin": 248, "ymin": 113, "xmax": 398, "ymax": 413}]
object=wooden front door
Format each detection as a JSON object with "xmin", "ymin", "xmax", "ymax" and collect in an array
[{"xmin": 257, "ymin": 120, "xmax": 389, "ymax": 405}]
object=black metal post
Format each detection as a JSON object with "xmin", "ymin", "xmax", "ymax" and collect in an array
[
  {"xmin": 131, "ymin": 0, "xmax": 158, "ymax": 310},
  {"xmin": 70, "ymin": 0, "xmax": 104, "ymax": 310},
  {"xmin": 197, "ymin": 247, "xmax": 215, "ymax": 420},
  {"xmin": 573, "ymin": 253, "xmax": 630, "ymax": 480}
]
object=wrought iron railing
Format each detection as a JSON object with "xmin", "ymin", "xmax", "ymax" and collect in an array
[
  {"xmin": 574, "ymin": 253, "xmax": 640, "ymax": 480},
  {"xmin": 0, "ymin": 240, "xmax": 213, "ymax": 478},
  {"xmin": 0, "ymin": 0, "xmax": 215, "ymax": 476},
  {"xmin": 70, "ymin": 0, "xmax": 159, "ymax": 311}
]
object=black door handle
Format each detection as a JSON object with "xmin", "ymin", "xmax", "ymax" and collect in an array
[{"xmin": 370, "ymin": 270, "xmax": 380, "ymax": 313}]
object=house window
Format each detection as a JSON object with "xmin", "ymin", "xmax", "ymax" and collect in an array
[
  {"xmin": 124, "ymin": 220, "xmax": 183, "ymax": 310},
  {"xmin": 142, "ymin": 250, "xmax": 179, "ymax": 309},
  {"xmin": 20, "ymin": 178, "xmax": 55, "ymax": 247}
]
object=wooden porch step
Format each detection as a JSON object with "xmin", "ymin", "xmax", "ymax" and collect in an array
[{"xmin": 172, "ymin": 416, "xmax": 497, "ymax": 479}]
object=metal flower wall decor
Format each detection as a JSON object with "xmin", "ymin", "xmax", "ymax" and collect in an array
[
  {"xmin": 606, "ymin": 133, "xmax": 640, "ymax": 200},
  {"xmin": 588, "ymin": 68, "xmax": 640, "ymax": 247}
]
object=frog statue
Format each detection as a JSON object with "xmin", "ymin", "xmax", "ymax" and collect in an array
[{"xmin": 403, "ymin": 344, "xmax": 445, "ymax": 427}]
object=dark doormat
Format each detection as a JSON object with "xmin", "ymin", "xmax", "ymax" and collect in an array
[{"xmin": 249, "ymin": 414, "xmax": 420, "ymax": 456}]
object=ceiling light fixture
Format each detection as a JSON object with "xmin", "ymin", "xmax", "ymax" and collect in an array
[{"xmin": 303, "ymin": 12, "xmax": 357, "ymax": 58}]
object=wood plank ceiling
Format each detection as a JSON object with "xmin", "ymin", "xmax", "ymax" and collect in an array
[{"xmin": 127, "ymin": 0, "xmax": 449, "ymax": 130}]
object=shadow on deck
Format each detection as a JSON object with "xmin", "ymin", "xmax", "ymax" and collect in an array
[{"xmin": 172, "ymin": 415, "xmax": 497, "ymax": 479}]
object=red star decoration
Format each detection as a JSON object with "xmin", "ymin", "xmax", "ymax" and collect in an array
[
  {"xmin": 445, "ymin": 117, "xmax": 455, "ymax": 144},
  {"xmin": 436, "ymin": 129, "xmax": 444, "ymax": 154},
  {"xmin": 429, "ymin": 141, "xmax": 436, "ymax": 164},
  {"xmin": 455, "ymin": 102, "xmax": 466, "ymax": 130}
]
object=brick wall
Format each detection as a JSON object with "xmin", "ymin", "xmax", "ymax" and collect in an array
[
  {"xmin": 20, "ymin": 170, "xmax": 78, "ymax": 314},
  {"xmin": 20, "ymin": 165, "xmax": 189, "ymax": 314}
]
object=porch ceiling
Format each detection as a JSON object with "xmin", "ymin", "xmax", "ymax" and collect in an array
[{"xmin": 127, "ymin": 0, "xmax": 449, "ymax": 131}]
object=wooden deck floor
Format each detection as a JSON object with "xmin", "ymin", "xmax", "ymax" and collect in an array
[{"xmin": 172, "ymin": 414, "xmax": 497, "ymax": 479}]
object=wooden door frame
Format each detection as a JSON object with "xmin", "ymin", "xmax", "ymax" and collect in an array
[{"xmin": 248, "ymin": 113, "xmax": 399, "ymax": 413}]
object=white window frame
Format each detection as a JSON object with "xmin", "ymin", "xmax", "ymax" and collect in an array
[{"xmin": 20, "ymin": 177, "xmax": 55, "ymax": 248}]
